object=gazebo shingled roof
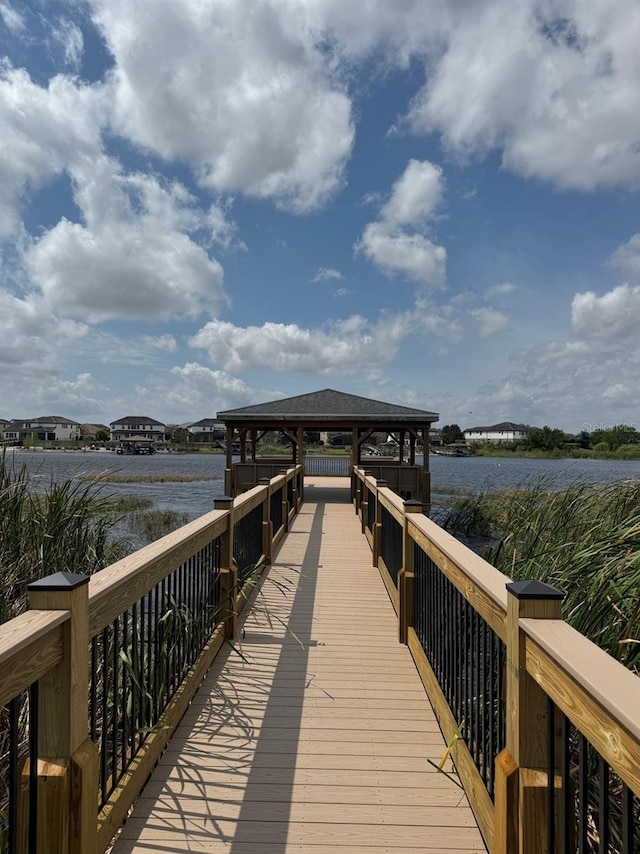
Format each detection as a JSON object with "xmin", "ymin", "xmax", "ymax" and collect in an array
[{"xmin": 217, "ymin": 388, "xmax": 438, "ymax": 426}]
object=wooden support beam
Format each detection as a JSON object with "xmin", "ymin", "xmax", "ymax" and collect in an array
[
  {"xmin": 398, "ymin": 499, "xmax": 422, "ymax": 644},
  {"xmin": 505, "ymin": 580, "xmax": 564, "ymax": 854},
  {"xmin": 26, "ymin": 572, "xmax": 98, "ymax": 854},
  {"xmin": 259, "ymin": 478, "xmax": 272, "ymax": 565},
  {"xmin": 214, "ymin": 497, "xmax": 236, "ymax": 641}
]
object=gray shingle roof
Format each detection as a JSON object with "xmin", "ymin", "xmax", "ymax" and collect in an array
[
  {"xmin": 465, "ymin": 422, "xmax": 529, "ymax": 432},
  {"xmin": 218, "ymin": 389, "xmax": 438, "ymax": 422},
  {"xmin": 110, "ymin": 416, "xmax": 166, "ymax": 427}
]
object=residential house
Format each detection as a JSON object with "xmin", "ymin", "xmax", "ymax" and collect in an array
[
  {"xmin": 464, "ymin": 421, "xmax": 529, "ymax": 443},
  {"xmin": 80, "ymin": 423, "xmax": 110, "ymax": 440},
  {"xmin": 2, "ymin": 416, "xmax": 81, "ymax": 443},
  {"xmin": 187, "ymin": 418, "xmax": 226, "ymax": 443},
  {"xmin": 109, "ymin": 416, "xmax": 166, "ymax": 443}
]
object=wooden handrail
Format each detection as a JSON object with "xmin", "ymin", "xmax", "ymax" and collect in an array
[
  {"xmin": 376, "ymin": 485, "xmax": 405, "ymax": 524},
  {"xmin": 0, "ymin": 609, "xmax": 68, "ymax": 706},
  {"xmin": 1, "ymin": 465, "xmax": 304, "ymax": 854},
  {"xmin": 407, "ymin": 512, "xmax": 509, "ymax": 640},
  {"xmin": 522, "ymin": 617, "xmax": 640, "ymax": 795},
  {"xmin": 362, "ymin": 481, "xmax": 640, "ymax": 852},
  {"xmin": 88, "ymin": 509, "xmax": 228, "ymax": 636}
]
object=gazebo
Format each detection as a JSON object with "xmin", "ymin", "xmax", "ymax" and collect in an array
[{"xmin": 217, "ymin": 388, "xmax": 439, "ymax": 505}]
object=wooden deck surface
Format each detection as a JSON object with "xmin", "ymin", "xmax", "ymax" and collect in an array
[{"xmin": 112, "ymin": 477, "xmax": 486, "ymax": 853}]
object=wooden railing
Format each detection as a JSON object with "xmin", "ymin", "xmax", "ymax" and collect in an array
[
  {"xmin": 0, "ymin": 466, "xmax": 302, "ymax": 854},
  {"xmin": 353, "ymin": 467, "xmax": 640, "ymax": 854}
]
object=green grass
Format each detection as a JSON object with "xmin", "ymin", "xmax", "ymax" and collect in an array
[
  {"xmin": 0, "ymin": 451, "xmax": 126, "ymax": 623},
  {"xmin": 442, "ymin": 476, "xmax": 640, "ymax": 672},
  {"xmin": 79, "ymin": 472, "xmax": 219, "ymax": 483}
]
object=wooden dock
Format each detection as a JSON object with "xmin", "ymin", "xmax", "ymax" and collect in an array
[{"xmin": 112, "ymin": 478, "xmax": 486, "ymax": 853}]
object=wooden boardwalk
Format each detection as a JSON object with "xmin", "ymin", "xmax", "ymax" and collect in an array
[{"xmin": 112, "ymin": 478, "xmax": 486, "ymax": 853}]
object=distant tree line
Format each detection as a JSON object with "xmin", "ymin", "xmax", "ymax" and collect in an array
[{"xmin": 436, "ymin": 422, "xmax": 640, "ymax": 456}]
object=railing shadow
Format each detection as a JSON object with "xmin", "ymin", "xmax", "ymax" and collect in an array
[
  {"xmin": 226, "ymin": 498, "xmax": 326, "ymax": 852},
  {"xmin": 116, "ymin": 493, "xmax": 338, "ymax": 851}
]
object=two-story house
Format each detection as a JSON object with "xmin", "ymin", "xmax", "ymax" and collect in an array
[
  {"xmin": 464, "ymin": 422, "xmax": 529, "ymax": 443},
  {"xmin": 2, "ymin": 416, "xmax": 81, "ymax": 443},
  {"xmin": 109, "ymin": 416, "xmax": 166, "ymax": 443},
  {"xmin": 187, "ymin": 418, "xmax": 226, "ymax": 443}
]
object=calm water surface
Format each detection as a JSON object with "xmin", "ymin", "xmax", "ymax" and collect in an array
[{"xmin": 7, "ymin": 449, "xmax": 640, "ymax": 520}]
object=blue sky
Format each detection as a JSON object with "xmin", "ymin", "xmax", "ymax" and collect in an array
[{"xmin": 2, "ymin": 0, "xmax": 640, "ymax": 432}]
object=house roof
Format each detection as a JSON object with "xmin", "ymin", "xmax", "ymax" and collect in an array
[
  {"xmin": 81, "ymin": 423, "xmax": 109, "ymax": 434},
  {"xmin": 218, "ymin": 388, "xmax": 438, "ymax": 426},
  {"xmin": 110, "ymin": 416, "xmax": 166, "ymax": 427},
  {"xmin": 35, "ymin": 415, "xmax": 81, "ymax": 425},
  {"xmin": 465, "ymin": 422, "xmax": 529, "ymax": 432},
  {"xmin": 2, "ymin": 416, "xmax": 80, "ymax": 428},
  {"xmin": 189, "ymin": 418, "xmax": 225, "ymax": 428}
]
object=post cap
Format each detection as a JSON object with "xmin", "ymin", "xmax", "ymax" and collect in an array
[
  {"xmin": 506, "ymin": 579, "xmax": 564, "ymax": 601},
  {"xmin": 259, "ymin": 476, "xmax": 271, "ymax": 483},
  {"xmin": 376, "ymin": 479, "xmax": 388, "ymax": 486},
  {"xmin": 404, "ymin": 499, "xmax": 423, "ymax": 513},
  {"xmin": 28, "ymin": 572, "xmax": 89, "ymax": 592},
  {"xmin": 214, "ymin": 495, "xmax": 233, "ymax": 509}
]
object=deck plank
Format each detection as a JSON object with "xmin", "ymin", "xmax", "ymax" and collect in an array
[{"xmin": 111, "ymin": 478, "xmax": 486, "ymax": 852}]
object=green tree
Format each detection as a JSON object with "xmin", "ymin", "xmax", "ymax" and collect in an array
[
  {"xmin": 95, "ymin": 428, "xmax": 110, "ymax": 442},
  {"xmin": 440, "ymin": 424, "xmax": 465, "ymax": 445},
  {"xmin": 591, "ymin": 424, "xmax": 639, "ymax": 451},
  {"xmin": 524, "ymin": 426, "xmax": 565, "ymax": 451},
  {"xmin": 167, "ymin": 426, "xmax": 191, "ymax": 444}
]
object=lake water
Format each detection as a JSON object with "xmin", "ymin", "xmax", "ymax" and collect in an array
[{"xmin": 7, "ymin": 449, "xmax": 640, "ymax": 521}]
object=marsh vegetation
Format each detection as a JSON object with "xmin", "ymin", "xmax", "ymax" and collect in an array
[{"xmin": 442, "ymin": 476, "xmax": 640, "ymax": 672}]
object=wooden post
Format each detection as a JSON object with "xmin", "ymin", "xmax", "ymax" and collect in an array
[
  {"xmin": 495, "ymin": 748, "xmax": 519, "ymax": 854},
  {"xmin": 259, "ymin": 477, "xmax": 272, "ymax": 565},
  {"xmin": 296, "ymin": 425, "xmax": 305, "ymax": 502},
  {"xmin": 351, "ymin": 427, "xmax": 358, "ymax": 473},
  {"xmin": 422, "ymin": 423, "xmax": 431, "ymax": 510},
  {"xmin": 361, "ymin": 471, "xmax": 372, "ymax": 535},
  {"xmin": 214, "ymin": 496, "xmax": 236, "ymax": 640},
  {"xmin": 372, "ymin": 479, "xmax": 387, "ymax": 568},
  {"xmin": 26, "ymin": 572, "xmax": 98, "ymax": 854},
  {"xmin": 225, "ymin": 425, "xmax": 234, "ymax": 495},
  {"xmin": 279, "ymin": 470, "xmax": 289, "ymax": 531},
  {"xmin": 504, "ymin": 580, "xmax": 564, "ymax": 854},
  {"xmin": 398, "ymin": 499, "xmax": 422, "ymax": 644}
]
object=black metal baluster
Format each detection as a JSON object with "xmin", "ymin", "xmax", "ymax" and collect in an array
[
  {"xmin": 621, "ymin": 785, "xmax": 634, "ymax": 854},
  {"xmin": 487, "ymin": 623, "xmax": 495, "ymax": 797},
  {"xmin": 112, "ymin": 616, "xmax": 119, "ymax": 792},
  {"xmin": 560, "ymin": 712, "xmax": 571, "ymax": 854},
  {"xmin": 599, "ymin": 757, "xmax": 610, "ymax": 854},
  {"xmin": 122, "ymin": 610, "xmax": 129, "ymax": 775},
  {"xmin": 28, "ymin": 683, "xmax": 38, "ymax": 854},
  {"xmin": 131, "ymin": 600, "xmax": 139, "ymax": 752},
  {"xmin": 548, "ymin": 697, "xmax": 556, "ymax": 854},
  {"xmin": 8, "ymin": 697, "xmax": 18, "ymax": 854},
  {"xmin": 473, "ymin": 608, "xmax": 480, "ymax": 767},
  {"xmin": 100, "ymin": 626, "xmax": 109, "ymax": 804},
  {"xmin": 579, "ymin": 734, "xmax": 588, "ymax": 853}
]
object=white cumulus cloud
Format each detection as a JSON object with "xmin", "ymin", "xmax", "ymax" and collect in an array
[
  {"xmin": 90, "ymin": 0, "xmax": 354, "ymax": 212},
  {"xmin": 470, "ymin": 308, "xmax": 508, "ymax": 339},
  {"xmin": 26, "ymin": 157, "xmax": 227, "ymax": 323},
  {"xmin": 405, "ymin": 0, "xmax": 640, "ymax": 190},
  {"xmin": 189, "ymin": 315, "xmax": 411, "ymax": 374},
  {"xmin": 356, "ymin": 159, "xmax": 446, "ymax": 288},
  {"xmin": 0, "ymin": 63, "xmax": 106, "ymax": 238},
  {"xmin": 572, "ymin": 284, "xmax": 640, "ymax": 341}
]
